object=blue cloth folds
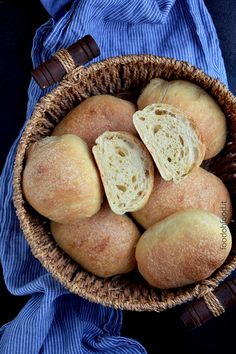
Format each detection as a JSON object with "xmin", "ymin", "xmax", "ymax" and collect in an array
[{"xmin": 0, "ymin": 0, "xmax": 228, "ymax": 353}]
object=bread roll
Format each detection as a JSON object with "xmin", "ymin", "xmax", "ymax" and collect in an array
[
  {"xmin": 52, "ymin": 94, "xmax": 137, "ymax": 149},
  {"xmin": 133, "ymin": 103, "xmax": 205, "ymax": 183},
  {"xmin": 50, "ymin": 203, "xmax": 141, "ymax": 278},
  {"xmin": 132, "ymin": 167, "xmax": 232, "ymax": 228},
  {"xmin": 136, "ymin": 209, "xmax": 232, "ymax": 289},
  {"xmin": 137, "ymin": 78, "xmax": 227, "ymax": 159},
  {"xmin": 22, "ymin": 134, "xmax": 103, "ymax": 223},
  {"xmin": 92, "ymin": 131, "xmax": 154, "ymax": 215}
]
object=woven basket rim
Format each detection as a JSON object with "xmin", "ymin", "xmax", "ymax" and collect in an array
[
  {"xmin": 20, "ymin": 54, "xmax": 236, "ymax": 129},
  {"xmin": 13, "ymin": 54, "xmax": 236, "ymax": 311}
]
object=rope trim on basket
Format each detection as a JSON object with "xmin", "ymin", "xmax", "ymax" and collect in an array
[
  {"xmin": 203, "ymin": 291, "xmax": 225, "ymax": 317},
  {"xmin": 12, "ymin": 54, "xmax": 236, "ymax": 311},
  {"xmin": 54, "ymin": 49, "xmax": 76, "ymax": 74}
]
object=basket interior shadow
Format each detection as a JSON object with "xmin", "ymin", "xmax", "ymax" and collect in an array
[{"xmin": 13, "ymin": 55, "xmax": 236, "ymax": 311}]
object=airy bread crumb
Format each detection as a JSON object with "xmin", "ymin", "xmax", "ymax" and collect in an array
[
  {"xmin": 133, "ymin": 103, "xmax": 205, "ymax": 183},
  {"xmin": 92, "ymin": 131, "xmax": 154, "ymax": 214}
]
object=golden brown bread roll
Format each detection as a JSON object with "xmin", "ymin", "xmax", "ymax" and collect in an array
[
  {"xmin": 52, "ymin": 94, "xmax": 137, "ymax": 149},
  {"xmin": 137, "ymin": 79, "xmax": 227, "ymax": 159},
  {"xmin": 22, "ymin": 134, "xmax": 103, "ymax": 224},
  {"xmin": 132, "ymin": 167, "xmax": 232, "ymax": 228},
  {"xmin": 50, "ymin": 202, "xmax": 141, "ymax": 278},
  {"xmin": 135, "ymin": 209, "xmax": 232, "ymax": 289}
]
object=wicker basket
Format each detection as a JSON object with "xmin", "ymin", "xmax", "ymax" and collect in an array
[{"xmin": 13, "ymin": 54, "xmax": 236, "ymax": 314}]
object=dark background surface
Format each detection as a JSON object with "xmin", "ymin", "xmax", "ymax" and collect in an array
[{"xmin": 0, "ymin": 1, "xmax": 236, "ymax": 353}]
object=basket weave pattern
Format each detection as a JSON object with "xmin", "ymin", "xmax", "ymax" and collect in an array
[{"xmin": 13, "ymin": 55, "xmax": 236, "ymax": 311}]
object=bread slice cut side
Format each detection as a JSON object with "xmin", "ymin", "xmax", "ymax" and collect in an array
[
  {"xmin": 92, "ymin": 131, "xmax": 154, "ymax": 215},
  {"xmin": 133, "ymin": 103, "xmax": 205, "ymax": 183}
]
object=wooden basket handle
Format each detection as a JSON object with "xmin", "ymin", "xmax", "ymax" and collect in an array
[
  {"xmin": 31, "ymin": 35, "xmax": 100, "ymax": 89},
  {"xmin": 179, "ymin": 276, "xmax": 236, "ymax": 329}
]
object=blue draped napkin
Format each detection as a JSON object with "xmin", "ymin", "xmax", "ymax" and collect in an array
[{"xmin": 0, "ymin": 1, "xmax": 227, "ymax": 353}]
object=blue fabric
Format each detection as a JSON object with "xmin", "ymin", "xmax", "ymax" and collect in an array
[{"xmin": 0, "ymin": 0, "xmax": 228, "ymax": 353}]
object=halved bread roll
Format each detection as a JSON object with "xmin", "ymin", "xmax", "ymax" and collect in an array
[
  {"xmin": 137, "ymin": 78, "xmax": 227, "ymax": 159},
  {"xmin": 92, "ymin": 131, "xmax": 154, "ymax": 215},
  {"xmin": 133, "ymin": 103, "xmax": 205, "ymax": 183}
]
